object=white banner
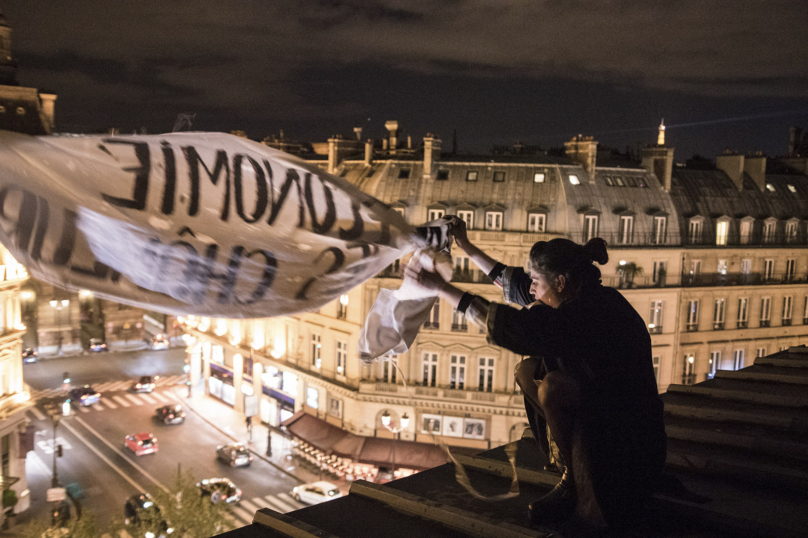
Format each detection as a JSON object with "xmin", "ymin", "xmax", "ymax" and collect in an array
[{"xmin": 0, "ymin": 130, "xmax": 420, "ymax": 317}]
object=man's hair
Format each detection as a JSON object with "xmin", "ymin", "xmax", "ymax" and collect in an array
[{"xmin": 528, "ymin": 238, "xmax": 608, "ymax": 295}]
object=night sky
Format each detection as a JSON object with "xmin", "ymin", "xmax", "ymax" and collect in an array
[{"xmin": 4, "ymin": 0, "xmax": 807, "ymax": 160}]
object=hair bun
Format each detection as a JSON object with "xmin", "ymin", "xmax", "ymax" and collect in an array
[{"xmin": 583, "ymin": 238, "xmax": 609, "ymax": 265}]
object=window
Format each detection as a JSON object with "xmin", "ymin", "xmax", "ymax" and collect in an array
[
  {"xmin": 652, "ymin": 356, "xmax": 660, "ymax": 383},
  {"xmin": 682, "ymin": 354, "xmax": 696, "ymax": 384},
  {"xmin": 456, "ymin": 210, "xmax": 474, "ymax": 230},
  {"xmin": 786, "ymin": 221, "xmax": 798, "ymax": 243},
  {"xmin": 688, "ymin": 219, "xmax": 703, "ymax": 244},
  {"xmin": 485, "ymin": 212, "xmax": 503, "ymax": 231},
  {"xmin": 713, "ymin": 298, "xmax": 726, "ymax": 329},
  {"xmin": 717, "ymin": 259, "xmax": 728, "ymax": 275},
  {"xmin": 493, "ymin": 171, "xmax": 505, "ymax": 182},
  {"xmin": 756, "ymin": 347, "xmax": 767, "ymax": 358},
  {"xmin": 583, "ymin": 215, "xmax": 598, "ymax": 242},
  {"xmin": 740, "ymin": 219, "xmax": 753, "ymax": 244},
  {"xmin": 652, "ymin": 261, "xmax": 667, "ymax": 284},
  {"xmin": 450, "ymin": 355, "xmax": 466, "ymax": 389},
  {"xmin": 741, "ymin": 258, "xmax": 751, "ymax": 275},
  {"xmin": 737, "ymin": 297, "xmax": 748, "ymax": 327},
  {"xmin": 424, "ymin": 300, "xmax": 440, "ymax": 330},
  {"xmin": 788, "ymin": 184, "xmax": 797, "ymax": 193},
  {"xmin": 733, "ymin": 349, "xmax": 745, "ymax": 371},
  {"xmin": 428, "ymin": 209, "xmax": 445, "ymax": 221},
  {"xmin": 649, "ymin": 300, "xmax": 663, "ymax": 333},
  {"xmin": 568, "ymin": 174, "xmax": 580, "ymax": 185},
  {"xmin": 653, "ymin": 216, "xmax": 667, "ymax": 244},
  {"xmin": 422, "ymin": 353, "xmax": 438, "ymax": 387},
  {"xmin": 451, "ymin": 308, "xmax": 467, "ymax": 332},
  {"xmin": 528, "ymin": 213, "xmax": 546, "ymax": 233},
  {"xmin": 637, "ymin": 176, "xmax": 647, "ymax": 187},
  {"xmin": 763, "ymin": 220, "xmax": 776, "ymax": 243},
  {"xmin": 603, "ymin": 176, "xmax": 614, "ymax": 186},
  {"xmin": 1, "ymin": 435, "xmax": 8, "ymax": 478},
  {"xmin": 454, "ymin": 255, "xmax": 470, "ymax": 275},
  {"xmin": 614, "ymin": 176, "xmax": 625, "ymax": 186},
  {"xmin": 306, "ymin": 386, "xmax": 319, "ymax": 409},
  {"xmin": 783, "ymin": 296, "xmax": 793, "ymax": 325},
  {"xmin": 337, "ymin": 294, "xmax": 349, "ymax": 319},
  {"xmin": 763, "ymin": 259, "xmax": 775, "ymax": 281},
  {"xmin": 466, "ymin": 171, "xmax": 478, "ymax": 181},
  {"xmin": 766, "ymin": 183, "xmax": 775, "ymax": 192},
  {"xmin": 760, "ymin": 297, "xmax": 771, "ymax": 326},
  {"xmin": 477, "ymin": 357, "xmax": 494, "ymax": 392},
  {"xmin": 336, "ymin": 340, "xmax": 347, "ymax": 375},
  {"xmin": 533, "ymin": 172, "xmax": 546, "ymax": 183},
  {"xmin": 437, "ymin": 169, "xmax": 449, "ymax": 180},
  {"xmin": 687, "ymin": 300, "xmax": 699, "ymax": 330},
  {"xmin": 715, "ymin": 220, "xmax": 729, "ymax": 246},
  {"xmin": 311, "ymin": 334, "xmax": 322, "ymax": 368},
  {"xmin": 382, "ymin": 360, "xmax": 396, "ymax": 383},
  {"xmin": 785, "ymin": 259, "xmax": 796, "ymax": 281},
  {"xmin": 690, "ymin": 259, "xmax": 701, "ymax": 276},
  {"xmin": 804, "ymin": 296, "xmax": 808, "ymax": 324},
  {"xmin": 398, "ymin": 168, "xmax": 411, "ymax": 179},
  {"xmin": 709, "ymin": 350, "xmax": 721, "ymax": 379},
  {"xmin": 619, "ymin": 216, "xmax": 634, "ymax": 245},
  {"xmin": 625, "ymin": 176, "xmax": 638, "ymax": 187}
]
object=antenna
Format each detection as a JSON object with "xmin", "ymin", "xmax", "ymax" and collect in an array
[{"xmin": 173, "ymin": 113, "xmax": 196, "ymax": 133}]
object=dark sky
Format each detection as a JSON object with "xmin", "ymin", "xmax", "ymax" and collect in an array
[{"xmin": 4, "ymin": 0, "xmax": 808, "ymax": 160}]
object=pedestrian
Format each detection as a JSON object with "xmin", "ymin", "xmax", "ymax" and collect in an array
[
  {"xmin": 266, "ymin": 428, "xmax": 272, "ymax": 457},
  {"xmin": 404, "ymin": 218, "xmax": 666, "ymax": 532},
  {"xmin": 245, "ymin": 415, "xmax": 252, "ymax": 441}
]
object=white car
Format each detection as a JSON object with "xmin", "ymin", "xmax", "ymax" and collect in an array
[{"xmin": 292, "ymin": 481, "xmax": 343, "ymax": 505}]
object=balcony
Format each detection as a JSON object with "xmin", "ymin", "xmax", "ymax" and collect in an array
[
  {"xmin": 760, "ymin": 320, "xmax": 771, "ymax": 327},
  {"xmin": 686, "ymin": 323, "xmax": 698, "ymax": 332},
  {"xmin": 736, "ymin": 321, "xmax": 748, "ymax": 329},
  {"xmin": 358, "ymin": 382, "xmax": 519, "ymax": 406},
  {"xmin": 782, "ymin": 318, "xmax": 792, "ymax": 326},
  {"xmin": 648, "ymin": 326, "xmax": 663, "ymax": 334},
  {"xmin": 713, "ymin": 322, "xmax": 725, "ymax": 330},
  {"xmin": 451, "ymin": 323, "xmax": 468, "ymax": 333},
  {"xmin": 422, "ymin": 322, "xmax": 440, "ymax": 330},
  {"xmin": 682, "ymin": 374, "xmax": 697, "ymax": 385}
]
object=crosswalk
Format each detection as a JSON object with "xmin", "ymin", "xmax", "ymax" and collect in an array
[
  {"xmin": 30, "ymin": 375, "xmax": 187, "ymax": 401},
  {"xmin": 228, "ymin": 492, "xmax": 306, "ymax": 526},
  {"xmin": 26, "ymin": 389, "xmax": 183, "ymax": 419}
]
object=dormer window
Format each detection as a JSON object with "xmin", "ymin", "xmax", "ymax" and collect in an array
[
  {"xmin": 398, "ymin": 168, "xmax": 411, "ymax": 179},
  {"xmin": 739, "ymin": 217, "xmax": 754, "ymax": 245},
  {"xmin": 456, "ymin": 210, "xmax": 474, "ymax": 230},
  {"xmin": 528, "ymin": 213, "xmax": 546, "ymax": 233},
  {"xmin": 765, "ymin": 183, "xmax": 775, "ymax": 192},
  {"xmin": 618, "ymin": 215, "xmax": 634, "ymax": 245},
  {"xmin": 493, "ymin": 171, "xmax": 505, "ymax": 183},
  {"xmin": 437, "ymin": 169, "xmax": 449, "ymax": 180},
  {"xmin": 533, "ymin": 172, "xmax": 546, "ymax": 183},
  {"xmin": 788, "ymin": 184, "xmax": 797, "ymax": 193},
  {"xmin": 603, "ymin": 176, "xmax": 614, "ymax": 186},
  {"xmin": 625, "ymin": 176, "xmax": 638, "ymax": 187},
  {"xmin": 485, "ymin": 211, "xmax": 503, "ymax": 231},
  {"xmin": 785, "ymin": 219, "xmax": 799, "ymax": 243},
  {"xmin": 688, "ymin": 217, "xmax": 704, "ymax": 244},
  {"xmin": 568, "ymin": 174, "xmax": 580, "ymax": 185},
  {"xmin": 614, "ymin": 176, "xmax": 625, "ymax": 186},
  {"xmin": 715, "ymin": 217, "xmax": 730, "ymax": 246},
  {"xmin": 466, "ymin": 171, "xmax": 478, "ymax": 182},
  {"xmin": 763, "ymin": 218, "xmax": 777, "ymax": 243}
]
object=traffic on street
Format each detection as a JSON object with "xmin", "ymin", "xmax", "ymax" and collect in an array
[{"xmin": 21, "ymin": 348, "xmax": 310, "ymax": 532}]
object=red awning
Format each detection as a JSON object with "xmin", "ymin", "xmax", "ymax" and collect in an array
[{"xmin": 281, "ymin": 411, "xmax": 449, "ymax": 470}]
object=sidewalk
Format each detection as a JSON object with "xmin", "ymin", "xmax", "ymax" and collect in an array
[{"xmin": 169, "ymin": 383, "xmax": 344, "ymax": 490}]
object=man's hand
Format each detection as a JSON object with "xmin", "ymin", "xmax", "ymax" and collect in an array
[
  {"xmin": 403, "ymin": 263, "xmax": 449, "ymax": 295},
  {"xmin": 448, "ymin": 215, "xmax": 470, "ymax": 249}
]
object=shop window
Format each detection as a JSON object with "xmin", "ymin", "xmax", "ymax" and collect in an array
[{"xmin": 306, "ymin": 387, "xmax": 319, "ymax": 409}]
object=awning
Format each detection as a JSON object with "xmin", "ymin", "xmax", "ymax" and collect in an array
[{"xmin": 281, "ymin": 411, "xmax": 448, "ymax": 471}]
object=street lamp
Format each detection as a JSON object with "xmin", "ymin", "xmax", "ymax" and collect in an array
[
  {"xmin": 49, "ymin": 299, "xmax": 70, "ymax": 355},
  {"xmin": 380, "ymin": 410, "xmax": 409, "ymax": 480}
]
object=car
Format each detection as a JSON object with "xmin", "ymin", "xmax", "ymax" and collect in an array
[
  {"xmin": 292, "ymin": 481, "xmax": 343, "ymax": 505},
  {"xmin": 89, "ymin": 338, "xmax": 107, "ymax": 352},
  {"xmin": 196, "ymin": 478, "xmax": 242, "ymax": 504},
  {"xmin": 131, "ymin": 375, "xmax": 155, "ymax": 393},
  {"xmin": 124, "ymin": 493, "xmax": 173, "ymax": 536},
  {"xmin": 70, "ymin": 386, "xmax": 100, "ymax": 406},
  {"xmin": 150, "ymin": 333, "xmax": 170, "ymax": 350},
  {"xmin": 125, "ymin": 433, "xmax": 159, "ymax": 456},
  {"xmin": 154, "ymin": 404, "xmax": 185, "ymax": 425},
  {"xmin": 22, "ymin": 348, "xmax": 37, "ymax": 363},
  {"xmin": 216, "ymin": 443, "xmax": 253, "ymax": 467}
]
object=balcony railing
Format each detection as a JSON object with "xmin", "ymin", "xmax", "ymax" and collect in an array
[
  {"xmin": 713, "ymin": 322, "xmax": 725, "ymax": 330},
  {"xmin": 567, "ymin": 230, "xmax": 808, "ymax": 248},
  {"xmin": 682, "ymin": 374, "xmax": 697, "ymax": 385},
  {"xmin": 648, "ymin": 326, "xmax": 663, "ymax": 334},
  {"xmin": 422, "ymin": 322, "xmax": 439, "ymax": 330},
  {"xmin": 451, "ymin": 323, "xmax": 468, "ymax": 332},
  {"xmin": 783, "ymin": 318, "xmax": 792, "ymax": 326},
  {"xmin": 601, "ymin": 271, "xmax": 807, "ymax": 290},
  {"xmin": 736, "ymin": 321, "xmax": 748, "ymax": 329},
  {"xmin": 760, "ymin": 320, "xmax": 771, "ymax": 327},
  {"xmin": 686, "ymin": 323, "xmax": 698, "ymax": 332}
]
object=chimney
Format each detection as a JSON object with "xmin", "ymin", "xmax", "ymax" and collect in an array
[
  {"xmin": 364, "ymin": 139, "xmax": 373, "ymax": 165},
  {"xmin": 564, "ymin": 135, "xmax": 598, "ymax": 176},
  {"xmin": 641, "ymin": 145, "xmax": 675, "ymax": 191},
  {"xmin": 39, "ymin": 93, "xmax": 57, "ymax": 134},
  {"xmin": 327, "ymin": 136, "xmax": 338, "ymax": 174},
  {"xmin": 382, "ymin": 139, "xmax": 389, "ymax": 151},
  {"xmin": 423, "ymin": 134, "xmax": 441, "ymax": 180},
  {"xmin": 744, "ymin": 153, "xmax": 767, "ymax": 192},
  {"xmin": 657, "ymin": 118, "xmax": 666, "ymax": 146},
  {"xmin": 407, "ymin": 136, "xmax": 412, "ymax": 150},
  {"xmin": 353, "ymin": 126, "xmax": 363, "ymax": 140},
  {"xmin": 715, "ymin": 152, "xmax": 745, "ymax": 191},
  {"xmin": 385, "ymin": 120, "xmax": 399, "ymax": 154}
]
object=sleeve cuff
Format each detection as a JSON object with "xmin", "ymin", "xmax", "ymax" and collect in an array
[
  {"xmin": 488, "ymin": 262, "xmax": 506, "ymax": 281},
  {"xmin": 501, "ymin": 267, "xmax": 515, "ymax": 304},
  {"xmin": 457, "ymin": 292, "xmax": 474, "ymax": 314}
]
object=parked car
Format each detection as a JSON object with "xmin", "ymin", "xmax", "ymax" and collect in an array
[
  {"xmin": 292, "ymin": 481, "xmax": 343, "ymax": 505},
  {"xmin": 124, "ymin": 493, "xmax": 173, "ymax": 536},
  {"xmin": 154, "ymin": 404, "xmax": 185, "ymax": 425},
  {"xmin": 22, "ymin": 348, "xmax": 37, "ymax": 363},
  {"xmin": 89, "ymin": 338, "xmax": 107, "ymax": 352},
  {"xmin": 216, "ymin": 443, "xmax": 253, "ymax": 467},
  {"xmin": 70, "ymin": 386, "xmax": 100, "ymax": 406},
  {"xmin": 196, "ymin": 478, "xmax": 242, "ymax": 504},
  {"xmin": 125, "ymin": 433, "xmax": 159, "ymax": 456},
  {"xmin": 131, "ymin": 375, "xmax": 155, "ymax": 393},
  {"xmin": 150, "ymin": 334, "xmax": 170, "ymax": 350}
]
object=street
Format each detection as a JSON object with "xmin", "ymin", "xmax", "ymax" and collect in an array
[{"xmin": 19, "ymin": 349, "xmax": 306, "ymax": 532}]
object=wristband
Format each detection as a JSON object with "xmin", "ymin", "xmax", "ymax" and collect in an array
[
  {"xmin": 457, "ymin": 292, "xmax": 474, "ymax": 314},
  {"xmin": 488, "ymin": 262, "xmax": 506, "ymax": 281}
]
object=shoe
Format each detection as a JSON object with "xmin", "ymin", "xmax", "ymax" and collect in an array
[{"xmin": 528, "ymin": 469, "xmax": 576, "ymax": 524}]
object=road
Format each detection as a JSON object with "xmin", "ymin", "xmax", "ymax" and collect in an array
[{"xmin": 21, "ymin": 349, "xmax": 304, "ymax": 532}]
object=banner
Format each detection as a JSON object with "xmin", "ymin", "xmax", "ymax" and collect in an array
[{"xmin": 0, "ymin": 130, "xmax": 420, "ymax": 317}]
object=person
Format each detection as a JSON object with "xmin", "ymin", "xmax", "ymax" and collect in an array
[
  {"xmin": 403, "ymin": 217, "xmax": 666, "ymax": 530},
  {"xmin": 246, "ymin": 415, "xmax": 253, "ymax": 441}
]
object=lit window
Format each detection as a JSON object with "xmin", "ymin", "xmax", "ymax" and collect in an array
[
  {"xmin": 788, "ymin": 184, "xmax": 797, "ymax": 193},
  {"xmin": 306, "ymin": 387, "xmax": 319, "ymax": 409},
  {"xmin": 336, "ymin": 341, "xmax": 347, "ymax": 374},
  {"xmin": 614, "ymin": 176, "xmax": 625, "ymax": 186},
  {"xmin": 533, "ymin": 172, "xmax": 545, "ymax": 183},
  {"xmin": 493, "ymin": 171, "xmax": 505, "ymax": 182},
  {"xmin": 568, "ymin": 174, "xmax": 580, "ymax": 185},
  {"xmin": 766, "ymin": 183, "xmax": 775, "ymax": 192},
  {"xmin": 398, "ymin": 168, "xmax": 411, "ymax": 179},
  {"xmin": 715, "ymin": 220, "xmax": 729, "ymax": 246},
  {"xmin": 311, "ymin": 334, "xmax": 321, "ymax": 368},
  {"xmin": 466, "ymin": 171, "xmax": 478, "ymax": 181},
  {"xmin": 603, "ymin": 176, "xmax": 613, "ymax": 186}
]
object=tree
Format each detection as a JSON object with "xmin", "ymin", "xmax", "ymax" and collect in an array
[
  {"xmin": 18, "ymin": 512, "xmax": 99, "ymax": 538},
  {"xmin": 619, "ymin": 262, "xmax": 643, "ymax": 288}
]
